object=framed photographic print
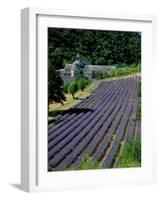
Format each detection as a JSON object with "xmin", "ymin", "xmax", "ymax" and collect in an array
[{"xmin": 21, "ymin": 7, "xmax": 156, "ymax": 192}]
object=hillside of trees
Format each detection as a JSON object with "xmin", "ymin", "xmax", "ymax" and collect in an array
[{"xmin": 48, "ymin": 28, "xmax": 141, "ymax": 70}]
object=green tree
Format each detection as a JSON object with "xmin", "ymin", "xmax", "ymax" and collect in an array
[
  {"xmin": 48, "ymin": 28, "xmax": 141, "ymax": 69},
  {"xmin": 48, "ymin": 64, "xmax": 66, "ymax": 107},
  {"xmin": 68, "ymin": 82, "xmax": 78, "ymax": 99},
  {"xmin": 77, "ymin": 79, "xmax": 86, "ymax": 91},
  {"xmin": 63, "ymin": 83, "xmax": 70, "ymax": 94}
]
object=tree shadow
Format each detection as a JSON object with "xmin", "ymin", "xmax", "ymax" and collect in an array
[
  {"xmin": 49, "ymin": 107, "xmax": 94, "ymax": 125},
  {"xmin": 74, "ymin": 97, "xmax": 85, "ymax": 100},
  {"xmin": 49, "ymin": 107, "xmax": 93, "ymax": 116}
]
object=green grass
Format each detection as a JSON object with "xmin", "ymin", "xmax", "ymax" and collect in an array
[
  {"xmin": 95, "ymin": 64, "xmax": 141, "ymax": 80},
  {"xmin": 119, "ymin": 139, "xmax": 141, "ymax": 168},
  {"xmin": 136, "ymin": 81, "xmax": 141, "ymax": 120},
  {"xmin": 75, "ymin": 155, "xmax": 102, "ymax": 170}
]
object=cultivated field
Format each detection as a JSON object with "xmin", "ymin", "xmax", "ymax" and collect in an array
[{"xmin": 48, "ymin": 76, "xmax": 141, "ymax": 171}]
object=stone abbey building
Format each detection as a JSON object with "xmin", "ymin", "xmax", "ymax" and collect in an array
[{"xmin": 62, "ymin": 54, "xmax": 117, "ymax": 83}]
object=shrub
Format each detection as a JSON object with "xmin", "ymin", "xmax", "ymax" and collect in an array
[
  {"xmin": 103, "ymin": 70, "xmax": 113, "ymax": 78},
  {"xmin": 136, "ymin": 63, "xmax": 141, "ymax": 72},
  {"xmin": 119, "ymin": 139, "xmax": 141, "ymax": 168},
  {"xmin": 111, "ymin": 69, "xmax": 117, "ymax": 77},
  {"xmin": 84, "ymin": 77, "xmax": 90, "ymax": 85},
  {"xmin": 68, "ymin": 81, "xmax": 78, "ymax": 99},
  {"xmin": 117, "ymin": 68, "xmax": 124, "ymax": 75},
  {"xmin": 136, "ymin": 81, "xmax": 141, "ymax": 120},
  {"xmin": 77, "ymin": 79, "xmax": 86, "ymax": 91},
  {"xmin": 95, "ymin": 71, "xmax": 104, "ymax": 80},
  {"xmin": 76, "ymin": 155, "xmax": 101, "ymax": 170},
  {"xmin": 117, "ymin": 63, "xmax": 128, "ymax": 68},
  {"xmin": 130, "ymin": 63, "xmax": 137, "ymax": 68},
  {"xmin": 75, "ymin": 75, "xmax": 90, "ymax": 91},
  {"xmin": 63, "ymin": 83, "xmax": 70, "ymax": 94},
  {"xmin": 102, "ymin": 71, "xmax": 109, "ymax": 78}
]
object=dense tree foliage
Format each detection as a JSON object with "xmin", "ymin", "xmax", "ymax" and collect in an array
[
  {"xmin": 48, "ymin": 62, "xmax": 66, "ymax": 105},
  {"xmin": 48, "ymin": 28, "xmax": 141, "ymax": 69},
  {"xmin": 94, "ymin": 64, "xmax": 141, "ymax": 80},
  {"xmin": 63, "ymin": 76, "xmax": 91, "ymax": 98}
]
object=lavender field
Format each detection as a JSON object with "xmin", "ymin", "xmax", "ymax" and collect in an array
[{"xmin": 48, "ymin": 76, "xmax": 141, "ymax": 171}]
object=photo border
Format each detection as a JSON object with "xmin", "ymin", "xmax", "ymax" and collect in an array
[{"xmin": 21, "ymin": 7, "xmax": 157, "ymax": 192}]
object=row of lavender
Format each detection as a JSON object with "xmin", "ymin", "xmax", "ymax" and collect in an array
[{"xmin": 48, "ymin": 76, "xmax": 141, "ymax": 171}]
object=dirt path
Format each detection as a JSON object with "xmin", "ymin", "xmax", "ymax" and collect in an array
[{"xmin": 99, "ymin": 72, "xmax": 141, "ymax": 82}]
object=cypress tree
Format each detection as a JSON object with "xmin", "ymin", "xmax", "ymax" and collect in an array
[{"xmin": 48, "ymin": 64, "xmax": 66, "ymax": 107}]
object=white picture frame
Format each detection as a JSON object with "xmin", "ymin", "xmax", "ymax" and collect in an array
[{"xmin": 21, "ymin": 7, "xmax": 157, "ymax": 192}]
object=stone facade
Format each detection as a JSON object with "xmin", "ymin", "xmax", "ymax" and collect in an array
[{"xmin": 63, "ymin": 54, "xmax": 117, "ymax": 82}]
